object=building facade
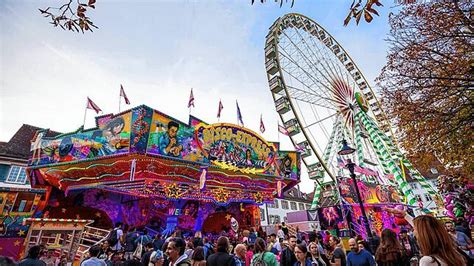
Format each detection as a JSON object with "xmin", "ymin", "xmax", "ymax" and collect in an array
[
  {"xmin": 260, "ymin": 187, "xmax": 313, "ymax": 227},
  {"xmin": 0, "ymin": 124, "xmax": 59, "ymax": 259}
]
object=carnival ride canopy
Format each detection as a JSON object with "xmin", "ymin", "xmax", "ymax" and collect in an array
[{"xmin": 27, "ymin": 105, "xmax": 301, "ymax": 205}]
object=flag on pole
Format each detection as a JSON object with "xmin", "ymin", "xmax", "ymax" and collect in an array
[
  {"xmin": 188, "ymin": 88, "xmax": 195, "ymax": 108},
  {"xmin": 236, "ymin": 100, "xmax": 244, "ymax": 126},
  {"xmin": 86, "ymin": 97, "xmax": 102, "ymax": 114},
  {"xmin": 217, "ymin": 100, "xmax": 223, "ymax": 119},
  {"xmin": 259, "ymin": 114, "xmax": 265, "ymax": 133},
  {"xmin": 120, "ymin": 85, "xmax": 130, "ymax": 105},
  {"xmin": 278, "ymin": 124, "xmax": 289, "ymax": 135}
]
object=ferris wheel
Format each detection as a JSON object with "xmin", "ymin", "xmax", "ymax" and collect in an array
[{"xmin": 265, "ymin": 13, "xmax": 439, "ymax": 210}]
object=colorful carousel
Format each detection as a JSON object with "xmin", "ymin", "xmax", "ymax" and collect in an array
[{"xmin": 27, "ymin": 105, "xmax": 301, "ymax": 236}]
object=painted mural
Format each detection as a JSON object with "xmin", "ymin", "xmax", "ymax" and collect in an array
[
  {"xmin": 29, "ymin": 112, "xmax": 132, "ymax": 166},
  {"xmin": 147, "ymin": 111, "xmax": 300, "ymax": 178}
]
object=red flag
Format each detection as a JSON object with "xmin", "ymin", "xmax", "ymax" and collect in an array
[
  {"xmin": 120, "ymin": 85, "xmax": 130, "ymax": 105},
  {"xmin": 260, "ymin": 114, "xmax": 265, "ymax": 133},
  {"xmin": 86, "ymin": 97, "xmax": 102, "ymax": 114},
  {"xmin": 278, "ymin": 124, "xmax": 289, "ymax": 135},
  {"xmin": 188, "ymin": 88, "xmax": 195, "ymax": 108},
  {"xmin": 217, "ymin": 100, "xmax": 223, "ymax": 118}
]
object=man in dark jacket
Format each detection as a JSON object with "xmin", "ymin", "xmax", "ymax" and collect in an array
[
  {"xmin": 207, "ymin": 236, "xmax": 236, "ymax": 266},
  {"xmin": 280, "ymin": 235, "xmax": 297, "ymax": 266}
]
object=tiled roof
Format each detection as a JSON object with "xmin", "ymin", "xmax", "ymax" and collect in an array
[
  {"xmin": 0, "ymin": 124, "xmax": 61, "ymax": 160},
  {"xmin": 283, "ymin": 187, "xmax": 312, "ymax": 203}
]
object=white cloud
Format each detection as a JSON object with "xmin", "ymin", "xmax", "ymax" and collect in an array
[{"xmin": 0, "ymin": 0, "xmax": 392, "ymax": 193}]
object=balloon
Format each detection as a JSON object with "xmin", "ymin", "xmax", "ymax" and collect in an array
[
  {"xmin": 445, "ymin": 195, "xmax": 453, "ymax": 203},
  {"xmin": 446, "ymin": 204, "xmax": 454, "ymax": 211}
]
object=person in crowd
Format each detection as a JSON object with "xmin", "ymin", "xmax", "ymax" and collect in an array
[
  {"xmin": 124, "ymin": 227, "xmax": 139, "ymax": 260},
  {"xmin": 369, "ymin": 231, "xmax": 380, "ymax": 254},
  {"xmin": 185, "ymin": 241, "xmax": 194, "ymax": 259},
  {"xmin": 165, "ymin": 237, "xmax": 191, "ymax": 266},
  {"xmin": 81, "ymin": 245, "xmax": 106, "ymax": 266},
  {"xmin": 281, "ymin": 222, "xmax": 289, "ymax": 237},
  {"xmin": 154, "ymin": 233, "xmax": 165, "ymax": 252},
  {"xmin": 399, "ymin": 228, "xmax": 418, "ymax": 265},
  {"xmin": 141, "ymin": 242, "xmax": 156, "ymax": 266},
  {"xmin": 191, "ymin": 246, "xmax": 206, "ymax": 266},
  {"xmin": 280, "ymin": 235, "xmax": 297, "ymax": 266},
  {"xmin": 266, "ymin": 233, "xmax": 282, "ymax": 254},
  {"xmin": 455, "ymin": 218, "xmax": 472, "ymax": 238},
  {"xmin": 296, "ymin": 226, "xmax": 302, "ymax": 242},
  {"xmin": 203, "ymin": 237, "xmax": 214, "ymax": 260},
  {"xmin": 109, "ymin": 222, "xmax": 124, "ymax": 252},
  {"xmin": 249, "ymin": 228, "xmax": 258, "ymax": 245},
  {"xmin": 193, "ymin": 231, "xmax": 204, "ymax": 248},
  {"xmin": 374, "ymin": 229, "xmax": 402, "ymax": 266},
  {"xmin": 294, "ymin": 243, "xmax": 312, "ymax": 266},
  {"xmin": 98, "ymin": 240, "xmax": 112, "ymax": 260},
  {"xmin": 251, "ymin": 237, "xmax": 278, "ymax": 266},
  {"xmin": 257, "ymin": 226, "xmax": 266, "ymax": 240},
  {"xmin": 19, "ymin": 245, "xmax": 47, "ymax": 266},
  {"xmin": 190, "ymin": 246, "xmax": 206, "ymax": 266},
  {"xmin": 415, "ymin": 215, "xmax": 467, "ymax": 266},
  {"xmin": 234, "ymin": 244, "xmax": 247, "ymax": 266},
  {"xmin": 136, "ymin": 229, "xmax": 153, "ymax": 246},
  {"xmin": 308, "ymin": 242, "xmax": 326, "ymax": 266},
  {"xmin": 277, "ymin": 225, "xmax": 285, "ymax": 242},
  {"xmin": 207, "ymin": 236, "xmax": 236, "ymax": 266},
  {"xmin": 347, "ymin": 238, "xmax": 375, "ymax": 266},
  {"xmin": 245, "ymin": 243, "xmax": 254, "ymax": 266},
  {"xmin": 0, "ymin": 256, "xmax": 17, "ymax": 266},
  {"xmin": 327, "ymin": 236, "xmax": 345, "ymax": 266},
  {"xmin": 446, "ymin": 221, "xmax": 473, "ymax": 256}
]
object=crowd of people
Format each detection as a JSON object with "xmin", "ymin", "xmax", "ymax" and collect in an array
[{"xmin": 5, "ymin": 212, "xmax": 473, "ymax": 266}]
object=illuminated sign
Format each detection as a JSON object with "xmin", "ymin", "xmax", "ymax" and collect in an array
[{"xmin": 195, "ymin": 123, "xmax": 277, "ymax": 173}]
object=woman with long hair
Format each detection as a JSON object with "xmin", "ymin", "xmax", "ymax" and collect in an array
[
  {"xmin": 251, "ymin": 237, "xmax": 278, "ymax": 266},
  {"xmin": 308, "ymin": 242, "xmax": 326, "ymax": 266},
  {"xmin": 294, "ymin": 244, "xmax": 312, "ymax": 266},
  {"xmin": 375, "ymin": 228, "xmax": 403, "ymax": 266},
  {"xmin": 414, "ymin": 215, "xmax": 467, "ymax": 266},
  {"xmin": 191, "ymin": 246, "xmax": 206, "ymax": 266}
]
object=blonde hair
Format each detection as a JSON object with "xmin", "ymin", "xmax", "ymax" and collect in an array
[{"xmin": 414, "ymin": 215, "xmax": 466, "ymax": 266}]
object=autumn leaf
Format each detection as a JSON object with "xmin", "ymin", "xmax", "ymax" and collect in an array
[{"xmin": 364, "ymin": 10, "xmax": 373, "ymax": 22}]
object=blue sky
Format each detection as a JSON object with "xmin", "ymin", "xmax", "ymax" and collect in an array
[{"xmin": 0, "ymin": 0, "xmax": 397, "ymax": 191}]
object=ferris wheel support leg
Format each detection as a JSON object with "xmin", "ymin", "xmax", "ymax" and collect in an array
[
  {"xmin": 364, "ymin": 115, "xmax": 441, "ymax": 211},
  {"xmin": 359, "ymin": 111, "xmax": 417, "ymax": 206}
]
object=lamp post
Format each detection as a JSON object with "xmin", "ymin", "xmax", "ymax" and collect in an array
[{"xmin": 338, "ymin": 139, "xmax": 373, "ymax": 241}]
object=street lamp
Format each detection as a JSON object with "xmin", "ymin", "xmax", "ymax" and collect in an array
[{"xmin": 338, "ymin": 139, "xmax": 374, "ymax": 242}]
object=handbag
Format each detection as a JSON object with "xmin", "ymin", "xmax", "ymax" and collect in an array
[{"xmin": 133, "ymin": 236, "xmax": 144, "ymax": 259}]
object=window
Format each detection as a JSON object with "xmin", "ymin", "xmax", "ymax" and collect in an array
[
  {"xmin": 410, "ymin": 183, "xmax": 419, "ymax": 190},
  {"xmin": 298, "ymin": 203, "xmax": 305, "ymax": 210},
  {"xmin": 424, "ymin": 194, "xmax": 433, "ymax": 201},
  {"xmin": 260, "ymin": 208, "xmax": 265, "ymax": 221},
  {"xmin": 274, "ymin": 199, "xmax": 279, "ymax": 209},
  {"xmin": 306, "ymin": 204, "xmax": 311, "ymax": 210},
  {"xmin": 281, "ymin": 200, "xmax": 289, "ymax": 210},
  {"xmin": 416, "ymin": 195, "xmax": 422, "ymax": 201},
  {"xmin": 290, "ymin": 201, "xmax": 297, "ymax": 210},
  {"xmin": 6, "ymin": 166, "xmax": 27, "ymax": 184},
  {"xmin": 274, "ymin": 215, "xmax": 281, "ymax": 224}
]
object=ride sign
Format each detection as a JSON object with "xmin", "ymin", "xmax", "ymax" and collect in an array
[{"xmin": 195, "ymin": 123, "xmax": 277, "ymax": 173}]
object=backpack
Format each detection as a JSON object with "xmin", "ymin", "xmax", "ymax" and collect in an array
[
  {"xmin": 107, "ymin": 228, "xmax": 119, "ymax": 246},
  {"xmin": 252, "ymin": 252, "xmax": 269, "ymax": 266}
]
